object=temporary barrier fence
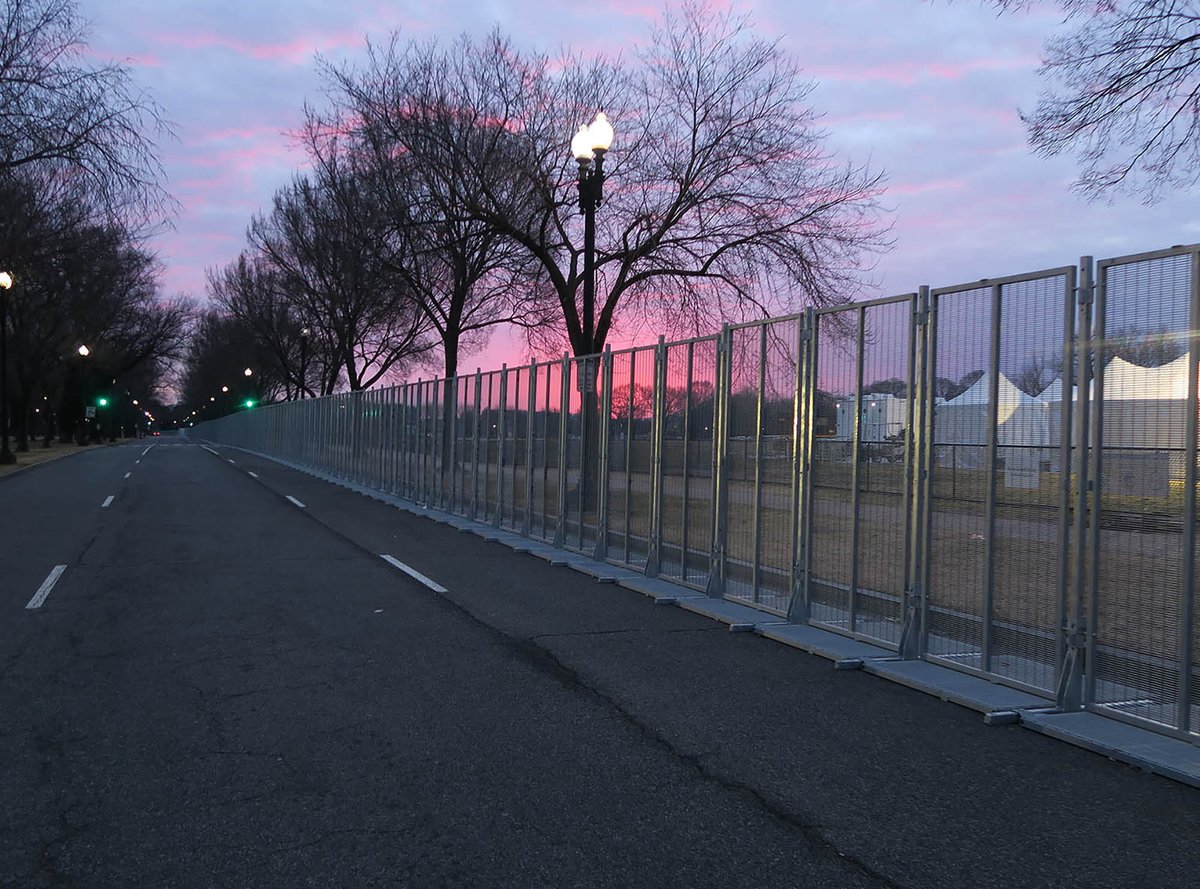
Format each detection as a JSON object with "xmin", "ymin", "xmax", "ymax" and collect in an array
[{"xmin": 200, "ymin": 244, "xmax": 1200, "ymax": 745}]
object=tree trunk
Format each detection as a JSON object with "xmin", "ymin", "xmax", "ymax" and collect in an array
[{"xmin": 439, "ymin": 335, "xmax": 460, "ymax": 501}]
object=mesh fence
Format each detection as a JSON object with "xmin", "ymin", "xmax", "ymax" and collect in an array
[
  {"xmin": 1089, "ymin": 249, "xmax": 1197, "ymax": 734},
  {"xmin": 196, "ymin": 243, "xmax": 1200, "ymax": 742}
]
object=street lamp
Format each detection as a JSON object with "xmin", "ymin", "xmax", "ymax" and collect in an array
[
  {"xmin": 221, "ymin": 386, "xmax": 229, "ymax": 393},
  {"xmin": 243, "ymin": 367, "xmax": 253, "ymax": 378},
  {"xmin": 299, "ymin": 327, "xmax": 311, "ymax": 399},
  {"xmin": 77, "ymin": 344, "xmax": 89, "ymax": 357},
  {"xmin": 0, "ymin": 271, "xmax": 13, "ymax": 463},
  {"xmin": 570, "ymin": 111, "xmax": 614, "ymax": 355}
]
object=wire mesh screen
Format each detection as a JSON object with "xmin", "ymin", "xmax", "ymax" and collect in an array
[
  {"xmin": 657, "ymin": 337, "xmax": 717, "ymax": 586},
  {"xmin": 502, "ymin": 367, "xmax": 528, "ymax": 531},
  {"xmin": 927, "ymin": 272, "xmax": 1073, "ymax": 694},
  {"xmin": 806, "ymin": 299, "xmax": 913, "ymax": 645},
  {"xmin": 605, "ymin": 346, "xmax": 656, "ymax": 568},
  {"xmin": 477, "ymin": 370, "xmax": 500, "ymax": 522},
  {"xmin": 725, "ymin": 325, "xmax": 766, "ymax": 606},
  {"xmin": 758, "ymin": 319, "xmax": 800, "ymax": 612},
  {"xmin": 988, "ymin": 274, "xmax": 1073, "ymax": 693},
  {"xmin": 852, "ymin": 299, "xmax": 913, "ymax": 646},
  {"xmin": 1090, "ymin": 249, "xmax": 1196, "ymax": 732},
  {"xmin": 527, "ymin": 361, "xmax": 562, "ymax": 541},
  {"xmin": 928, "ymin": 284, "xmax": 993, "ymax": 667},
  {"xmin": 560, "ymin": 356, "xmax": 601, "ymax": 553},
  {"xmin": 809, "ymin": 310, "xmax": 857, "ymax": 625}
]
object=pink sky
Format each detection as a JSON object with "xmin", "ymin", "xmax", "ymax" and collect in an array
[{"xmin": 87, "ymin": 0, "xmax": 1200, "ymax": 374}]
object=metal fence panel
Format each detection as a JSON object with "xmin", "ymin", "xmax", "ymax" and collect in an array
[
  {"xmin": 928, "ymin": 270, "xmax": 1074, "ymax": 696},
  {"xmin": 657, "ymin": 337, "xmax": 718, "ymax": 586},
  {"xmin": 1088, "ymin": 247, "xmax": 1198, "ymax": 735}
]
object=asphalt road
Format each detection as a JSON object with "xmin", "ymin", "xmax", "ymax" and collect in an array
[{"xmin": 1, "ymin": 435, "xmax": 1196, "ymax": 888}]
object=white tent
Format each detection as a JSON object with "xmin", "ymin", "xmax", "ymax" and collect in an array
[
  {"xmin": 1035, "ymin": 355, "xmax": 1192, "ymax": 491},
  {"xmin": 934, "ymin": 372, "xmax": 1049, "ymax": 484},
  {"xmin": 1040, "ymin": 354, "xmax": 1191, "ymax": 447}
]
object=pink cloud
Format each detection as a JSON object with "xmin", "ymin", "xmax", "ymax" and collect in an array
[
  {"xmin": 154, "ymin": 29, "xmax": 364, "ymax": 65},
  {"xmin": 810, "ymin": 55, "xmax": 1035, "ymax": 87}
]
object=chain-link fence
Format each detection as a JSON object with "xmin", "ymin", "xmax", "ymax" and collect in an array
[{"xmin": 199, "ymin": 244, "xmax": 1200, "ymax": 744}]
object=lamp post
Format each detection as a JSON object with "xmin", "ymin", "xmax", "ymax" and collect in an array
[
  {"xmin": 570, "ymin": 111, "xmax": 614, "ymax": 355},
  {"xmin": 299, "ymin": 327, "xmax": 310, "ymax": 399},
  {"xmin": 0, "ymin": 271, "xmax": 13, "ymax": 464},
  {"xmin": 75, "ymin": 344, "xmax": 91, "ymax": 444},
  {"xmin": 570, "ymin": 113, "xmax": 614, "ymax": 520}
]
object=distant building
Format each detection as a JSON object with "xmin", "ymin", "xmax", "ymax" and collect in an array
[{"xmin": 835, "ymin": 393, "xmax": 908, "ymax": 442}]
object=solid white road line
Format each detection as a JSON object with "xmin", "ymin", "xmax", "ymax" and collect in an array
[
  {"xmin": 380, "ymin": 554, "xmax": 448, "ymax": 593},
  {"xmin": 202, "ymin": 445, "xmax": 219, "ymax": 455},
  {"xmin": 286, "ymin": 495, "xmax": 305, "ymax": 508},
  {"xmin": 26, "ymin": 565, "xmax": 67, "ymax": 610},
  {"xmin": 141, "ymin": 445, "xmax": 153, "ymax": 457},
  {"xmin": 101, "ymin": 495, "xmax": 115, "ymax": 508},
  {"xmin": 248, "ymin": 471, "xmax": 258, "ymax": 478},
  {"xmin": 124, "ymin": 472, "xmax": 131, "ymax": 479}
]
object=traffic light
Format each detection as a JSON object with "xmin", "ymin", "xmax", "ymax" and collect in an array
[
  {"xmin": 243, "ymin": 399, "xmax": 256, "ymax": 409},
  {"xmin": 96, "ymin": 396, "xmax": 109, "ymax": 408}
]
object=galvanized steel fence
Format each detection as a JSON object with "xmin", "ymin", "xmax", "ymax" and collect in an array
[{"xmin": 200, "ymin": 245, "xmax": 1200, "ymax": 744}]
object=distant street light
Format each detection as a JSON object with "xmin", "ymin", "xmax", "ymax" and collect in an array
[
  {"xmin": 221, "ymin": 386, "xmax": 229, "ymax": 393},
  {"xmin": 299, "ymin": 326, "xmax": 311, "ymax": 399},
  {"xmin": 243, "ymin": 367, "xmax": 253, "ymax": 377},
  {"xmin": 0, "ymin": 271, "xmax": 15, "ymax": 464},
  {"xmin": 77, "ymin": 344, "xmax": 90, "ymax": 357}
]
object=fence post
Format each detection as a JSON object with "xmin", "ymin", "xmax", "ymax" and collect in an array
[
  {"xmin": 553, "ymin": 354, "xmax": 570, "ymax": 547},
  {"xmin": 496, "ymin": 366, "xmax": 508, "ymax": 528},
  {"xmin": 1177, "ymin": 248, "xmax": 1200, "ymax": 730},
  {"xmin": 848, "ymin": 307, "xmax": 866, "ymax": 629},
  {"xmin": 788, "ymin": 309, "xmax": 814, "ymax": 624},
  {"xmin": 1058, "ymin": 257, "xmax": 1094, "ymax": 711},
  {"xmin": 472, "ymin": 369, "xmax": 483, "ymax": 521},
  {"xmin": 899, "ymin": 287, "xmax": 932, "ymax": 659},
  {"xmin": 981, "ymin": 283, "xmax": 1004, "ymax": 672},
  {"xmin": 646, "ymin": 336, "xmax": 667, "ymax": 577},
  {"xmin": 594, "ymin": 347, "xmax": 612, "ymax": 562},
  {"xmin": 750, "ymin": 324, "xmax": 767, "ymax": 602},
  {"xmin": 524, "ymin": 362, "xmax": 536, "ymax": 537},
  {"xmin": 706, "ymin": 324, "xmax": 731, "ymax": 597}
]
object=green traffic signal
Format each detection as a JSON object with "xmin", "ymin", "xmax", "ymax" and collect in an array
[
  {"xmin": 243, "ymin": 399, "xmax": 256, "ymax": 409},
  {"xmin": 96, "ymin": 396, "xmax": 109, "ymax": 408}
]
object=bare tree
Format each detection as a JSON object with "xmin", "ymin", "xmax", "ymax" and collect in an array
[
  {"xmin": 1012, "ymin": 354, "xmax": 1062, "ymax": 396},
  {"xmin": 208, "ymin": 253, "xmax": 338, "ymax": 399},
  {"xmin": 0, "ymin": 0, "xmax": 173, "ymax": 224},
  {"xmin": 335, "ymin": 3, "xmax": 888, "ymax": 361},
  {"xmin": 1107, "ymin": 325, "xmax": 1185, "ymax": 366},
  {"xmin": 986, "ymin": 1, "xmax": 1200, "ymax": 200},
  {"xmin": 0, "ymin": 171, "xmax": 188, "ymax": 447},
  {"xmin": 246, "ymin": 159, "xmax": 435, "ymax": 391},
  {"xmin": 306, "ymin": 73, "xmax": 557, "ymax": 383}
]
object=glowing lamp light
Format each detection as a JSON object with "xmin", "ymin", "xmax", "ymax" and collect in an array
[
  {"xmin": 0, "ymin": 271, "xmax": 12, "ymax": 290},
  {"xmin": 589, "ymin": 111, "xmax": 613, "ymax": 152},
  {"xmin": 243, "ymin": 367, "xmax": 253, "ymax": 377},
  {"xmin": 78, "ymin": 344, "xmax": 90, "ymax": 357},
  {"xmin": 571, "ymin": 125, "xmax": 593, "ymax": 163},
  {"xmin": 221, "ymin": 386, "xmax": 229, "ymax": 393}
]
